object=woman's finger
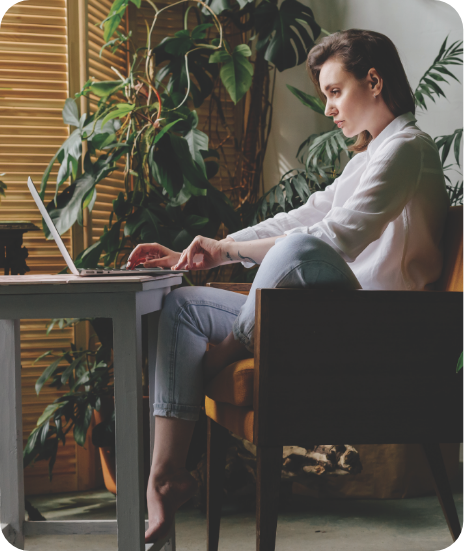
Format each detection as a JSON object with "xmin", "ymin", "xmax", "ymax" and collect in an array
[
  {"xmin": 173, "ymin": 250, "xmax": 187, "ymax": 270},
  {"xmin": 187, "ymin": 238, "xmax": 200, "ymax": 269}
]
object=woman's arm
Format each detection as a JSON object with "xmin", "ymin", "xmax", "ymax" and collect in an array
[
  {"xmin": 284, "ymin": 137, "xmax": 423, "ymax": 263},
  {"xmin": 221, "ymin": 235, "xmax": 286, "ymax": 265},
  {"xmin": 172, "ymin": 235, "xmax": 285, "ymax": 271},
  {"xmin": 227, "ymin": 178, "xmax": 339, "ymax": 243}
]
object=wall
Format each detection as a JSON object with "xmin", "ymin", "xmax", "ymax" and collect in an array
[{"xmin": 262, "ymin": 0, "xmax": 463, "ymax": 191}]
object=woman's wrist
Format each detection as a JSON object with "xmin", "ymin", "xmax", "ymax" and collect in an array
[{"xmin": 219, "ymin": 240, "xmax": 238, "ymax": 264}]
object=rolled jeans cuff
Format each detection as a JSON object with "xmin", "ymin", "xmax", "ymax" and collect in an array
[
  {"xmin": 153, "ymin": 402, "xmax": 200, "ymax": 422},
  {"xmin": 232, "ymin": 316, "xmax": 254, "ymax": 353}
]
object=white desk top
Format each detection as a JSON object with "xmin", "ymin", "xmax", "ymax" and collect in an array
[{"xmin": 0, "ymin": 273, "xmax": 183, "ymax": 294}]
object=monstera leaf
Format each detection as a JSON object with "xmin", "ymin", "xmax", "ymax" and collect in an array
[
  {"xmin": 254, "ymin": 0, "xmax": 321, "ymax": 72},
  {"xmin": 154, "ymin": 27, "xmax": 219, "ymax": 108},
  {"xmin": 43, "ymin": 152, "xmax": 122, "ymax": 238},
  {"xmin": 209, "ymin": 45, "xmax": 253, "ymax": 104}
]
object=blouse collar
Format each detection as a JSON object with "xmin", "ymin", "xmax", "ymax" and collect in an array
[{"xmin": 366, "ymin": 111, "xmax": 417, "ymax": 159}]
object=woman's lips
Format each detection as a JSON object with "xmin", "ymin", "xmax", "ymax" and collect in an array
[{"xmin": 337, "ymin": 121, "xmax": 344, "ymax": 128}]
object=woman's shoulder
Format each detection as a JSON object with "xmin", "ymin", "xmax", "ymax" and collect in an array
[{"xmin": 373, "ymin": 128, "xmax": 433, "ymax": 167}]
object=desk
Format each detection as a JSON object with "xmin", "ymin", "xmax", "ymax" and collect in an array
[{"xmin": 0, "ymin": 273, "xmax": 183, "ymax": 551}]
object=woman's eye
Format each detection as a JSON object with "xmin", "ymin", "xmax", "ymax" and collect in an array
[{"xmin": 331, "ymin": 90, "xmax": 339, "ymax": 95}]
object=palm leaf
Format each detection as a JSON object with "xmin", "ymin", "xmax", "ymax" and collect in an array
[
  {"xmin": 434, "ymin": 129, "xmax": 462, "ymax": 167},
  {"xmin": 415, "ymin": 35, "xmax": 463, "ymax": 111}
]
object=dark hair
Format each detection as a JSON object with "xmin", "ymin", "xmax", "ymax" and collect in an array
[{"xmin": 306, "ymin": 29, "xmax": 416, "ymax": 153}]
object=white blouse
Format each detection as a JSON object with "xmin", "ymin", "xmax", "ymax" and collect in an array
[{"xmin": 228, "ymin": 111, "xmax": 450, "ymax": 291}]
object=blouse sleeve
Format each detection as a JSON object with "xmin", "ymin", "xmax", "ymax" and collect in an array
[
  {"xmin": 285, "ymin": 136, "xmax": 423, "ymax": 262},
  {"xmin": 228, "ymin": 177, "xmax": 338, "ymax": 241},
  {"xmin": 227, "ymin": 179, "xmax": 338, "ymax": 267}
]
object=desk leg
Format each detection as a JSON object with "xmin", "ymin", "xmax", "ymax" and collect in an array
[
  {"xmin": 147, "ymin": 310, "xmax": 176, "ymax": 551},
  {"xmin": 0, "ymin": 319, "xmax": 25, "ymax": 549},
  {"xmin": 113, "ymin": 306, "xmax": 145, "ymax": 551}
]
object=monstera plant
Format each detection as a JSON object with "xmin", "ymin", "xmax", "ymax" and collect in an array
[
  {"xmin": 36, "ymin": 0, "xmax": 324, "ymax": 278},
  {"xmin": 24, "ymin": 0, "xmax": 325, "ymax": 479}
]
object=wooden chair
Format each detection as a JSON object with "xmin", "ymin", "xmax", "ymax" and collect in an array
[{"xmin": 204, "ymin": 205, "xmax": 463, "ymax": 551}]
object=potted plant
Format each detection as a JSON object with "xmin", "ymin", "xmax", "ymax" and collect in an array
[{"xmin": 37, "ymin": 0, "xmax": 324, "ymax": 287}]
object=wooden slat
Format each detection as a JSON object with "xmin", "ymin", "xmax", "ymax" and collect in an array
[
  {"xmin": 0, "ymin": 0, "xmax": 77, "ymax": 496},
  {"xmin": 87, "ymin": 0, "xmax": 128, "ymax": 255}
]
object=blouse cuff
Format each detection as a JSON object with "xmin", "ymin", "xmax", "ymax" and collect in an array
[{"xmin": 227, "ymin": 226, "xmax": 260, "ymax": 242}]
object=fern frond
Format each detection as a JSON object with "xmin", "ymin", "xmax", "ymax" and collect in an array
[
  {"xmin": 434, "ymin": 128, "xmax": 462, "ymax": 168},
  {"xmin": 415, "ymin": 35, "xmax": 463, "ymax": 111}
]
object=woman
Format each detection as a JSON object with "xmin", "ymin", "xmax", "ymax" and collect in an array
[{"xmin": 127, "ymin": 29, "xmax": 450, "ymax": 543}]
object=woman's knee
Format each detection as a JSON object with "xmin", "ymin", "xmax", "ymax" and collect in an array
[
  {"xmin": 272, "ymin": 233, "xmax": 340, "ymax": 265},
  {"xmin": 161, "ymin": 286, "xmax": 200, "ymax": 321}
]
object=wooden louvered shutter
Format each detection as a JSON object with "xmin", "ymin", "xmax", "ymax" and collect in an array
[
  {"xmin": 0, "ymin": 0, "xmax": 79, "ymax": 495},
  {"xmin": 86, "ymin": 0, "xmax": 128, "ymax": 246}
]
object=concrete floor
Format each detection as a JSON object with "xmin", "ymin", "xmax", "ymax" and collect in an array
[{"xmin": 23, "ymin": 487, "xmax": 463, "ymax": 551}]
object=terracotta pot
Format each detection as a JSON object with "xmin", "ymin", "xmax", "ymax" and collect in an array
[{"xmin": 93, "ymin": 395, "xmax": 151, "ymax": 495}]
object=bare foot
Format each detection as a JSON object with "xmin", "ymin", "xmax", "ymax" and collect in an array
[{"xmin": 145, "ymin": 470, "xmax": 198, "ymax": 544}]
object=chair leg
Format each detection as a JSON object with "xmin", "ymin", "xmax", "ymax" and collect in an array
[
  {"xmin": 256, "ymin": 445, "xmax": 283, "ymax": 551},
  {"xmin": 422, "ymin": 443, "xmax": 461, "ymax": 541},
  {"xmin": 206, "ymin": 418, "xmax": 229, "ymax": 551}
]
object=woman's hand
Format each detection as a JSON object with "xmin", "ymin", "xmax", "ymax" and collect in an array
[
  {"xmin": 126, "ymin": 243, "xmax": 181, "ymax": 270},
  {"xmin": 172, "ymin": 236, "xmax": 225, "ymax": 271}
]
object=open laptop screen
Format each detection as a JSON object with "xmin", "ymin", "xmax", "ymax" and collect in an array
[{"xmin": 27, "ymin": 177, "xmax": 80, "ymax": 276}]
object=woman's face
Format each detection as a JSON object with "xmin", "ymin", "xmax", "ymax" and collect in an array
[{"xmin": 319, "ymin": 57, "xmax": 378, "ymax": 138}]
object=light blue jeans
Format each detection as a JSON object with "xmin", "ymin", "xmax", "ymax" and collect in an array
[{"xmin": 153, "ymin": 234, "xmax": 362, "ymax": 421}]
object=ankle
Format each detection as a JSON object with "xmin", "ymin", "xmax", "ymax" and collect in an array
[{"xmin": 149, "ymin": 466, "xmax": 188, "ymax": 485}]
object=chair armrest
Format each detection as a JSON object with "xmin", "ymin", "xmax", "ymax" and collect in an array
[
  {"xmin": 206, "ymin": 282, "xmax": 252, "ymax": 295},
  {"xmin": 254, "ymin": 289, "xmax": 463, "ymax": 447}
]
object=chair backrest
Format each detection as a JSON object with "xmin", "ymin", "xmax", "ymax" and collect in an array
[{"xmin": 435, "ymin": 206, "xmax": 463, "ymax": 292}]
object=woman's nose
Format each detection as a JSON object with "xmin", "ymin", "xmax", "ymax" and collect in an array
[{"xmin": 325, "ymin": 101, "xmax": 335, "ymax": 118}]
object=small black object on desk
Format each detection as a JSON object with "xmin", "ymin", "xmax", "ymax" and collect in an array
[{"xmin": 0, "ymin": 221, "xmax": 40, "ymax": 275}]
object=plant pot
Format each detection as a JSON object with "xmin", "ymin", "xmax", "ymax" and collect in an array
[{"xmin": 93, "ymin": 395, "xmax": 151, "ymax": 495}]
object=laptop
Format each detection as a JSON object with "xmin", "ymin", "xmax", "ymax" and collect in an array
[{"xmin": 27, "ymin": 177, "xmax": 189, "ymax": 277}]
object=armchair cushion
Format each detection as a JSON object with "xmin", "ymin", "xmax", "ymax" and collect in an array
[
  {"xmin": 205, "ymin": 358, "xmax": 254, "ymax": 407},
  {"xmin": 204, "ymin": 396, "xmax": 254, "ymax": 442}
]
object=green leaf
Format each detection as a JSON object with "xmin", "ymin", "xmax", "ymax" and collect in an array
[
  {"xmin": 201, "ymin": 0, "xmax": 230, "ymax": 15},
  {"xmin": 35, "ymin": 355, "xmax": 67, "ymax": 395},
  {"xmin": 74, "ymin": 404, "xmax": 94, "ymax": 447},
  {"xmin": 150, "ymin": 136, "xmax": 184, "ymax": 197},
  {"xmin": 191, "ymin": 23, "xmax": 213, "ymax": 41},
  {"xmin": 44, "ymin": 152, "xmax": 121, "ymax": 238},
  {"xmin": 101, "ymin": 103, "xmax": 135, "ymax": 129},
  {"xmin": 255, "ymin": 0, "xmax": 321, "ymax": 72},
  {"xmin": 170, "ymin": 134, "xmax": 210, "ymax": 190},
  {"xmin": 209, "ymin": 49, "xmax": 232, "ymax": 64},
  {"xmin": 415, "ymin": 37, "xmax": 463, "ymax": 110},
  {"xmin": 275, "ymin": 184, "xmax": 285, "ymax": 209},
  {"xmin": 61, "ymin": 353, "xmax": 86, "ymax": 385},
  {"xmin": 164, "ymin": 33, "xmax": 193, "ymax": 56},
  {"xmin": 215, "ymin": 45, "xmax": 253, "ymax": 104},
  {"xmin": 153, "ymin": 118, "xmax": 183, "ymax": 144},
  {"xmin": 62, "ymin": 98, "xmax": 80, "ymax": 127},
  {"xmin": 103, "ymin": 0, "xmax": 128, "ymax": 42},
  {"xmin": 34, "ymin": 350, "xmax": 53, "ymax": 363},
  {"xmin": 37, "ymin": 403, "xmax": 62, "ymax": 427},
  {"xmin": 185, "ymin": 127, "xmax": 209, "ymax": 174},
  {"xmin": 284, "ymin": 179, "xmax": 293, "ymax": 207},
  {"xmin": 89, "ymin": 80, "xmax": 126, "ymax": 98},
  {"xmin": 184, "ymin": 214, "xmax": 209, "ymax": 232},
  {"xmin": 456, "ymin": 351, "xmax": 463, "ymax": 373},
  {"xmin": 286, "ymin": 84, "xmax": 326, "ymax": 115}
]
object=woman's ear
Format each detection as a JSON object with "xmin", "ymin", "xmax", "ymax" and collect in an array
[{"xmin": 367, "ymin": 67, "xmax": 382, "ymax": 95}]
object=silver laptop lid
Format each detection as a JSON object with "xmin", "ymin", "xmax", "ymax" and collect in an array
[{"xmin": 27, "ymin": 177, "xmax": 80, "ymax": 276}]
